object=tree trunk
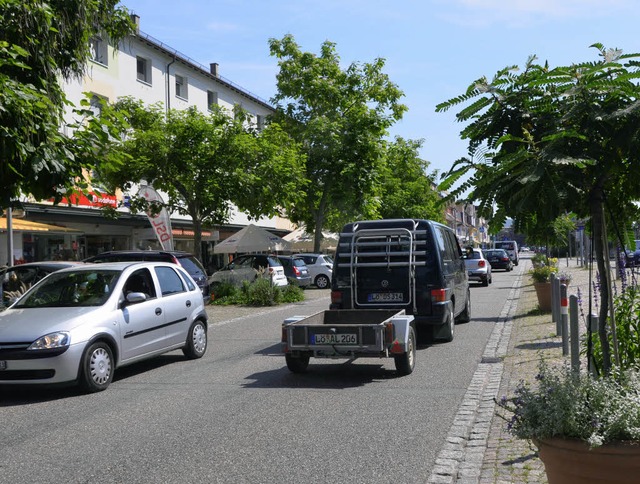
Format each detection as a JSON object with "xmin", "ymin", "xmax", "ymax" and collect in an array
[
  {"xmin": 590, "ymin": 187, "xmax": 613, "ymax": 374},
  {"xmin": 312, "ymin": 189, "xmax": 329, "ymax": 253}
]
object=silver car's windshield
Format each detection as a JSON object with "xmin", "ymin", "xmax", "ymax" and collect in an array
[{"xmin": 14, "ymin": 270, "xmax": 122, "ymax": 308}]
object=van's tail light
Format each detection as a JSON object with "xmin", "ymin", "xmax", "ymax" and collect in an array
[
  {"xmin": 478, "ymin": 260, "xmax": 486, "ymax": 268},
  {"xmin": 430, "ymin": 289, "xmax": 447, "ymax": 303},
  {"xmin": 331, "ymin": 290, "xmax": 343, "ymax": 305},
  {"xmin": 281, "ymin": 326, "xmax": 288, "ymax": 343}
]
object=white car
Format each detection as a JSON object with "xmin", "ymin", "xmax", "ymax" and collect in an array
[
  {"xmin": 209, "ymin": 254, "xmax": 288, "ymax": 288},
  {"xmin": 0, "ymin": 261, "xmax": 208, "ymax": 392},
  {"xmin": 292, "ymin": 253, "xmax": 333, "ymax": 289},
  {"xmin": 463, "ymin": 247, "xmax": 492, "ymax": 286}
]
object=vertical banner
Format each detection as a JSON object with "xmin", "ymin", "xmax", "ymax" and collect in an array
[{"xmin": 138, "ymin": 185, "xmax": 174, "ymax": 251}]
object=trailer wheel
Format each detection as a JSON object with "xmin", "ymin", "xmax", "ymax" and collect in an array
[
  {"xmin": 394, "ymin": 326, "xmax": 416, "ymax": 375},
  {"xmin": 285, "ymin": 354, "xmax": 310, "ymax": 373}
]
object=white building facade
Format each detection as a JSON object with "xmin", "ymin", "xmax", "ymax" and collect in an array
[{"xmin": 3, "ymin": 15, "xmax": 292, "ymax": 270}]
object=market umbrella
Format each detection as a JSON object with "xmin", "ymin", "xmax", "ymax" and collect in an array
[
  {"xmin": 213, "ymin": 224, "xmax": 291, "ymax": 254},
  {"xmin": 283, "ymin": 227, "xmax": 339, "ymax": 252}
]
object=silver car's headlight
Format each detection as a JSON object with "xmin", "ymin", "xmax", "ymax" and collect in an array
[{"xmin": 28, "ymin": 332, "xmax": 70, "ymax": 350}]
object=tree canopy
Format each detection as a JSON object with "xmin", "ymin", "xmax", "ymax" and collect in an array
[
  {"xmin": 99, "ymin": 98, "xmax": 304, "ymax": 262},
  {"xmin": 437, "ymin": 44, "xmax": 640, "ymax": 373},
  {"xmin": 377, "ymin": 137, "xmax": 443, "ymax": 222},
  {"xmin": 0, "ymin": 0, "xmax": 133, "ymax": 208},
  {"xmin": 269, "ymin": 35, "xmax": 408, "ymax": 251}
]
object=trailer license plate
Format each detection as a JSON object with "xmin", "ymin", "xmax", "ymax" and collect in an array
[
  {"xmin": 0, "ymin": 361, "xmax": 6, "ymax": 370},
  {"xmin": 368, "ymin": 292, "xmax": 403, "ymax": 302},
  {"xmin": 312, "ymin": 333, "xmax": 357, "ymax": 345}
]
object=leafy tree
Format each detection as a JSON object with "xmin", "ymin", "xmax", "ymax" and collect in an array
[
  {"xmin": 0, "ymin": 0, "xmax": 133, "ymax": 209},
  {"xmin": 377, "ymin": 137, "xmax": 443, "ymax": 221},
  {"xmin": 437, "ymin": 44, "xmax": 640, "ymax": 374},
  {"xmin": 99, "ymin": 98, "xmax": 304, "ymax": 263},
  {"xmin": 269, "ymin": 35, "xmax": 407, "ymax": 252}
]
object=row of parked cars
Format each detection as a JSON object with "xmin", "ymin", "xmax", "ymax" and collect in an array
[
  {"xmin": 0, "ymin": 249, "xmax": 334, "ymax": 393},
  {"xmin": 462, "ymin": 247, "xmax": 515, "ymax": 286},
  {"xmin": 1, "ymin": 251, "xmax": 335, "ymax": 309},
  {"xmin": 208, "ymin": 253, "xmax": 333, "ymax": 290}
]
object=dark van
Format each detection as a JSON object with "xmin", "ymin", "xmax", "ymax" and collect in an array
[{"xmin": 330, "ymin": 219, "xmax": 470, "ymax": 342}]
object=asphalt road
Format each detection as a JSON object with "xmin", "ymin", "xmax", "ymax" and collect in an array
[{"xmin": 0, "ymin": 265, "xmax": 525, "ymax": 484}]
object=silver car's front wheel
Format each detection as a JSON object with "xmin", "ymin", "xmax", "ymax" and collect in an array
[{"xmin": 80, "ymin": 341, "xmax": 114, "ymax": 393}]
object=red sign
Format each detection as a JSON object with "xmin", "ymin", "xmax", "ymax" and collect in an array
[{"xmin": 57, "ymin": 191, "xmax": 118, "ymax": 208}]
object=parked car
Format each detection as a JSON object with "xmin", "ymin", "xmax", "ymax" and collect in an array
[
  {"xmin": 494, "ymin": 240, "xmax": 519, "ymax": 266},
  {"xmin": 279, "ymin": 256, "xmax": 312, "ymax": 288},
  {"xmin": 84, "ymin": 250, "xmax": 210, "ymax": 299},
  {"xmin": 330, "ymin": 219, "xmax": 470, "ymax": 343},
  {"xmin": 292, "ymin": 253, "xmax": 333, "ymax": 289},
  {"xmin": 1, "ymin": 261, "xmax": 84, "ymax": 310},
  {"xmin": 463, "ymin": 247, "xmax": 492, "ymax": 286},
  {"xmin": 209, "ymin": 254, "xmax": 288, "ymax": 288},
  {"xmin": 0, "ymin": 261, "xmax": 208, "ymax": 392},
  {"xmin": 484, "ymin": 249, "xmax": 514, "ymax": 271}
]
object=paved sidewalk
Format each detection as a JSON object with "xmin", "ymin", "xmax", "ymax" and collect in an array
[
  {"xmin": 429, "ymin": 255, "xmax": 595, "ymax": 484},
  {"xmin": 480, "ymin": 256, "xmax": 595, "ymax": 483}
]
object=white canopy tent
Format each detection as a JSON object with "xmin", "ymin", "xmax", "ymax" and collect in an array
[
  {"xmin": 213, "ymin": 224, "xmax": 291, "ymax": 254},
  {"xmin": 283, "ymin": 227, "xmax": 339, "ymax": 253}
]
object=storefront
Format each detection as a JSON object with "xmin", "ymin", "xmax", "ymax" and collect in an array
[{"xmin": 0, "ymin": 217, "xmax": 82, "ymax": 265}]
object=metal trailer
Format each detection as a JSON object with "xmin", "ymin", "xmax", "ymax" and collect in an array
[{"xmin": 281, "ymin": 309, "xmax": 416, "ymax": 375}]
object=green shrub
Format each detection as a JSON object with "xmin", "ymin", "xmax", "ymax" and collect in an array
[
  {"xmin": 247, "ymin": 278, "xmax": 279, "ymax": 306},
  {"xmin": 211, "ymin": 280, "xmax": 305, "ymax": 307},
  {"xmin": 211, "ymin": 282, "xmax": 244, "ymax": 305},
  {"xmin": 280, "ymin": 284, "xmax": 305, "ymax": 303},
  {"xmin": 586, "ymin": 285, "xmax": 640, "ymax": 371}
]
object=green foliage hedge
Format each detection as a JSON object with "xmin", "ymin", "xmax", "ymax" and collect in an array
[{"xmin": 211, "ymin": 279, "xmax": 304, "ymax": 306}]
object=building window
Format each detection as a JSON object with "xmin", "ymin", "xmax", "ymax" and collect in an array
[
  {"xmin": 207, "ymin": 90, "xmax": 218, "ymax": 111},
  {"xmin": 256, "ymin": 114, "xmax": 265, "ymax": 131},
  {"xmin": 136, "ymin": 56, "xmax": 151, "ymax": 84},
  {"xmin": 90, "ymin": 36, "xmax": 108, "ymax": 66},
  {"xmin": 175, "ymin": 74, "xmax": 188, "ymax": 100},
  {"xmin": 89, "ymin": 94, "xmax": 107, "ymax": 117}
]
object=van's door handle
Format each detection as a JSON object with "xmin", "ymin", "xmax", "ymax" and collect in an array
[{"xmin": 155, "ymin": 308, "xmax": 162, "ymax": 316}]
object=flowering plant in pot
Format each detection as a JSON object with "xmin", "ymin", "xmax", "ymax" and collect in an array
[
  {"xmin": 529, "ymin": 264, "xmax": 558, "ymax": 283},
  {"xmin": 497, "ymin": 361, "xmax": 640, "ymax": 482}
]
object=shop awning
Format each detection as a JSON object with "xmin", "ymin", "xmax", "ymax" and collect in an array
[{"xmin": 0, "ymin": 218, "xmax": 81, "ymax": 234}]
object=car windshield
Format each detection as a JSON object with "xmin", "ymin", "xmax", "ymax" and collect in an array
[
  {"xmin": 14, "ymin": 270, "xmax": 121, "ymax": 308},
  {"xmin": 485, "ymin": 250, "xmax": 505, "ymax": 257}
]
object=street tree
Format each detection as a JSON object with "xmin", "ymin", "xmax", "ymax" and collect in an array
[
  {"xmin": 269, "ymin": 34, "xmax": 407, "ymax": 252},
  {"xmin": 377, "ymin": 137, "xmax": 443, "ymax": 222},
  {"xmin": 99, "ymin": 98, "xmax": 304, "ymax": 263},
  {"xmin": 437, "ymin": 44, "xmax": 640, "ymax": 374},
  {"xmin": 0, "ymin": 0, "xmax": 133, "ymax": 208}
]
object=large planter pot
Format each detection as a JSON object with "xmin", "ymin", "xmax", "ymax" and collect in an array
[
  {"xmin": 533, "ymin": 281, "xmax": 552, "ymax": 312},
  {"xmin": 535, "ymin": 438, "xmax": 640, "ymax": 483}
]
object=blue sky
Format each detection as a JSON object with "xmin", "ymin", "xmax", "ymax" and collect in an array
[{"xmin": 119, "ymin": 0, "xmax": 639, "ymax": 177}]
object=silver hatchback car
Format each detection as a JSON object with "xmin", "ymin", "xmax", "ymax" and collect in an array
[{"xmin": 0, "ymin": 261, "xmax": 208, "ymax": 392}]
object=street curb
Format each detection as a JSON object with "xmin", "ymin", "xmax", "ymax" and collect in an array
[{"xmin": 428, "ymin": 263, "xmax": 525, "ymax": 483}]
